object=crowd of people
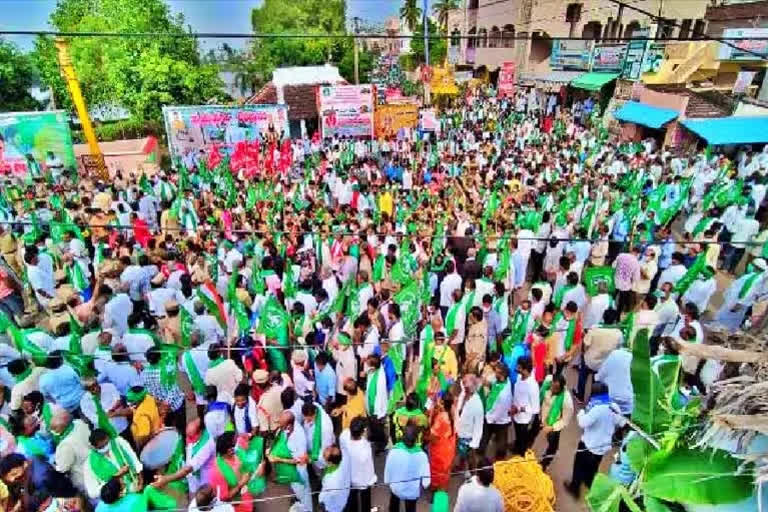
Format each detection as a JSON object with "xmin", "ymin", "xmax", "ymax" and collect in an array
[{"xmin": 0, "ymin": 84, "xmax": 766, "ymax": 512}]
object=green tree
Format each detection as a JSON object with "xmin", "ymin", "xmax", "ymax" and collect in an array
[
  {"xmin": 32, "ymin": 0, "xmax": 225, "ymax": 123},
  {"xmin": 0, "ymin": 39, "xmax": 41, "ymax": 112},
  {"xmin": 410, "ymin": 18, "xmax": 447, "ymax": 66},
  {"xmin": 432, "ymin": 0, "xmax": 459, "ymax": 32},
  {"xmin": 399, "ymin": 0, "xmax": 423, "ymax": 33},
  {"xmin": 338, "ymin": 45, "xmax": 375, "ymax": 84},
  {"xmin": 250, "ymin": 0, "xmax": 369, "ymax": 86}
]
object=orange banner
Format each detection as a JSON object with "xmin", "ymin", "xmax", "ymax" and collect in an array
[{"xmin": 374, "ymin": 104, "xmax": 419, "ymax": 139}]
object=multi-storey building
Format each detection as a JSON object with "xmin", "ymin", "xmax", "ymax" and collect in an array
[{"xmin": 446, "ymin": 0, "xmax": 709, "ymax": 72}]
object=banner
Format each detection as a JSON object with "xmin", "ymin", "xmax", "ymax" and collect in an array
[
  {"xmin": 551, "ymin": 40, "xmax": 592, "ymax": 70},
  {"xmin": 419, "ymin": 109, "xmax": 440, "ymax": 132},
  {"xmin": 317, "ymin": 85, "xmax": 374, "ymax": 139},
  {"xmin": 162, "ymin": 105, "xmax": 288, "ymax": 167},
  {"xmin": 718, "ymin": 28, "xmax": 768, "ymax": 60},
  {"xmin": 498, "ymin": 61, "xmax": 516, "ymax": 98},
  {"xmin": 0, "ymin": 111, "xmax": 76, "ymax": 177},
  {"xmin": 592, "ymin": 44, "xmax": 626, "ymax": 72},
  {"xmin": 374, "ymin": 104, "xmax": 419, "ymax": 139}
]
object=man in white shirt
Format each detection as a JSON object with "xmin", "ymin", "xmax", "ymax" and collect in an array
[
  {"xmin": 384, "ymin": 426, "xmax": 430, "ymax": 510},
  {"xmin": 339, "ymin": 417, "xmax": 376, "ymax": 512},
  {"xmin": 319, "ymin": 445, "xmax": 350, "ymax": 512},
  {"xmin": 24, "ymin": 250, "xmax": 55, "ymax": 307},
  {"xmin": 101, "ymin": 289, "xmax": 132, "ymax": 336},
  {"xmin": 193, "ymin": 301, "xmax": 224, "ymax": 344},
  {"xmin": 80, "ymin": 378, "xmax": 129, "ymax": 438},
  {"xmin": 583, "ymin": 283, "xmax": 613, "ymax": 329},
  {"xmin": 681, "ymin": 266, "xmax": 717, "ymax": 315},
  {"xmin": 269, "ymin": 411, "xmax": 312, "ymax": 512},
  {"xmin": 439, "ymin": 261, "xmax": 462, "ymax": 316},
  {"xmin": 657, "ymin": 252, "xmax": 686, "ymax": 292},
  {"xmin": 233, "ymin": 383, "xmax": 258, "ymax": 436},
  {"xmin": 454, "ymin": 461, "xmax": 505, "ymax": 512},
  {"xmin": 511, "ymin": 356, "xmax": 539, "ymax": 456},
  {"xmin": 456, "ymin": 374, "xmax": 484, "ymax": 472},
  {"xmin": 596, "ymin": 349, "xmax": 633, "ymax": 415},
  {"xmin": 481, "ymin": 363, "xmax": 513, "ymax": 458},
  {"xmin": 565, "ymin": 382, "xmax": 624, "ymax": 498},
  {"xmin": 727, "ymin": 211, "xmax": 760, "ymax": 273}
]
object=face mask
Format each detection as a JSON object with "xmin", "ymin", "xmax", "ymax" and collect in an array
[{"xmin": 97, "ymin": 445, "xmax": 111, "ymax": 455}]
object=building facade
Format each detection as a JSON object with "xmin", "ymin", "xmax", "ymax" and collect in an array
[{"xmin": 446, "ymin": 0, "xmax": 710, "ymax": 72}]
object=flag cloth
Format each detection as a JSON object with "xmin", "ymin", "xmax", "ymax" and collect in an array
[
  {"xmin": 394, "ymin": 281, "xmax": 421, "ymax": 338},
  {"xmin": 258, "ymin": 296, "xmax": 290, "ymax": 346},
  {"xmin": 197, "ymin": 281, "xmax": 227, "ymax": 328}
]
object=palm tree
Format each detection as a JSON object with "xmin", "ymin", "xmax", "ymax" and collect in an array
[
  {"xmin": 432, "ymin": 0, "xmax": 459, "ymax": 32},
  {"xmin": 399, "ymin": 0, "xmax": 423, "ymax": 33}
]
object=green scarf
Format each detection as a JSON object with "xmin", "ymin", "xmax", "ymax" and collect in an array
[
  {"xmin": 51, "ymin": 422, "xmax": 74, "ymax": 445},
  {"xmin": 92, "ymin": 392, "xmax": 118, "ymax": 439},
  {"xmin": 445, "ymin": 302, "xmax": 460, "ymax": 335},
  {"xmin": 208, "ymin": 357, "xmax": 226, "ymax": 369},
  {"xmin": 539, "ymin": 378, "xmax": 565, "ymax": 427},
  {"xmin": 150, "ymin": 353, "xmax": 178, "ymax": 389},
  {"xmin": 184, "ymin": 352, "xmax": 206, "ymax": 396},
  {"xmin": 553, "ymin": 284, "xmax": 574, "ymax": 309},
  {"xmin": 552, "ymin": 312, "xmax": 577, "ymax": 351},
  {"xmin": 692, "ymin": 217, "xmax": 713, "ymax": 239},
  {"xmin": 484, "ymin": 382, "xmax": 506, "ymax": 412},
  {"xmin": 366, "ymin": 368, "xmax": 381, "ymax": 417},
  {"xmin": 126, "ymin": 388, "xmax": 148, "ymax": 404},
  {"xmin": 393, "ymin": 442, "xmax": 422, "ymax": 454},
  {"xmin": 88, "ymin": 439, "xmax": 135, "ymax": 484},
  {"xmin": 323, "ymin": 463, "xmax": 340, "ymax": 478},
  {"xmin": 216, "ymin": 455, "xmax": 240, "ymax": 490},
  {"xmin": 272, "ymin": 431, "xmax": 303, "ymax": 484},
  {"xmin": 309, "ymin": 406, "xmax": 324, "ymax": 462},
  {"xmin": 739, "ymin": 271, "xmax": 764, "ymax": 300},
  {"xmin": 510, "ymin": 309, "xmax": 531, "ymax": 344}
]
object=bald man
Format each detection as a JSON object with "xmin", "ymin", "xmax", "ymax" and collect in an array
[
  {"xmin": 269, "ymin": 411, "xmax": 311, "ymax": 512},
  {"xmin": 51, "ymin": 409, "xmax": 91, "ymax": 493}
]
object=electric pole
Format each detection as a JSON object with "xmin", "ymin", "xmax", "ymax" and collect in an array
[
  {"xmin": 353, "ymin": 16, "xmax": 360, "ymax": 85},
  {"xmin": 423, "ymin": 0, "xmax": 429, "ymax": 66}
]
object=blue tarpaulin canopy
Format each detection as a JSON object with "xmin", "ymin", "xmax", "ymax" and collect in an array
[
  {"xmin": 613, "ymin": 101, "xmax": 679, "ymax": 129},
  {"xmin": 682, "ymin": 116, "xmax": 768, "ymax": 145}
]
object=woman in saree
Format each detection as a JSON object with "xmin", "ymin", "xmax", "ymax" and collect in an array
[{"xmin": 427, "ymin": 394, "xmax": 456, "ymax": 490}]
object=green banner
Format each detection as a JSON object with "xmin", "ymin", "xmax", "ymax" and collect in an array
[{"xmin": 0, "ymin": 111, "xmax": 76, "ymax": 175}]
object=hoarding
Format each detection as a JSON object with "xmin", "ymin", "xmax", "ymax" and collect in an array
[
  {"xmin": 551, "ymin": 39, "xmax": 592, "ymax": 70},
  {"xmin": 317, "ymin": 85, "xmax": 374, "ymax": 138},
  {"xmin": 498, "ymin": 61, "xmax": 517, "ymax": 98},
  {"xmin": 374, "ymin": 104, "xmax": 419, "ymax": 139},
  {"xmin": 592, "ymin": 44, "xmax": 626, "ymax": 72},
  {"xmin": 719, "ymin": 28, "xmax": 768, "ymax": 60},
  {"xmin": 162, "ymin": 105, "xmax": 288, "ymax": 167},
  {"xmin": 0, "ymin": 111, "xmax": 76, "ymax": 176}
]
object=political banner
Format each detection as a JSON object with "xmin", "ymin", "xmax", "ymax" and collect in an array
[
  {"xmin": 317, "ymin": 85, "xmax": 374, "ymax": 139},
  {"xmin": 0, "ymin": 111, "xmax": 76, "ymax": 177},
  {"xmin": 419, "ymin": 108, "xmax": 440, "ymax": 132},
  {"xmin": 498, "ymin": 61, "xmax": 516, "ymax": 98},
  {"xmin": 374, "ymin": 104, "xmax": 419, "ymax": 139},
  {"xmin": 162, "ymin": 105, "xmax": 289, "ymax": 168}
]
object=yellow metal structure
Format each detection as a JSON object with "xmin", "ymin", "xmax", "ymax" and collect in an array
[{"xmin": 53, "ymin": 37, "xmax": 108, "ymax": 180}]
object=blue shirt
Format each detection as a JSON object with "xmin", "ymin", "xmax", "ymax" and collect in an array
[
  {"xmin": 315, "ymin": 364, "xmax": 337, "ymax": 405},
  {"xmin": 381, "ymin": 355, "xmax": 397, "ymax": 393},
  {"xmin": 39, "ymin": 365, "xmax": 84, "ymax": 413}
]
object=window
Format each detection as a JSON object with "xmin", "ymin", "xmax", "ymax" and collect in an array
[
  {"xmin": 468, "ymin": 27, "xmax": 476, "ymax": 48},
  {"xmin": 502, "ymin": 24, "xmax": 515, "ymax": 48},
  {"xmin": 489, "ymin": 26, "xmax": 501, "ymax": 48},
  {"xmin": 468, "ymin": 0, "xmax": 479, "ymax": 9},
  {"xmin": 478, "ymin": 28, "xmax": 488, "ymax": 48},
  {"xmin": 565, "ymin": 3, "xmax": 582, "ymax": 23},
  {"xmin": 624, "ymin": 21, "xmax": 641, "ymax": 40},
  {"xmin": 658, "ymin": 19, "xmax": 676, "ymax": 40},
  {"xmin": 582, "ymin": 21, "xmax": 602, "ymax": 42},
  {"xmin": 451, "ymin": 28, "xmax": 461, "ymax": 46},
  {"xmin": 679, "ymin": 19, "xmax": 692, "ymax": 40},
  {"xmin": 692, "ymin": 19, "xmax": 707, "ymax": 40}
]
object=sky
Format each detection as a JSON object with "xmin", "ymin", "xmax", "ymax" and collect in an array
[{"xmin": 0, "ymin": 0, "xmax": 429, "ymax": 51}]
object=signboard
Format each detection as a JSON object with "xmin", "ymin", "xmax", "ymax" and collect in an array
[
  {"xmin": 466, "ymin": 47, "xmax": 476, "ymax": 64},
  {"xmin": 551, "ymin": 39, "xmax": 592, "ymax": 70},
  {"xmin": 419, "ymin": 109, "xmax": 440, "ymax": 132},
  {"xmin": 621, "ymin": 29, "xmax": 650, "ymax": 80},
  {"xmin": 719, "ymin": 28, "xmax": 768, "ymax": 60},
  {"xmin": 162, "ymin": 105, "xmax": 288, "ymax": 167},
  {"xmin": 498, "ymin": 61, "xmax": 516, "ymax": 98},
  {"xmin": 0, "ymin": 111, "xmax": 76, "ymax": 176},
  {"xmin": 448, "ymin": 46, "xmax": 460, "ymax": 65},
  {"xmin": 374, "ymin": 104, "xmax": 419, "ymax": 138},
  {"xmin": 733, "ymin": 70, "xmax": 757, "ymax": 94},
  {"xmin": 592, "ymin": 44, "xmax": 626, "ymax": 72},
  {"xmin": 455, "ymin": 71, "xmax": 474, "ymax": 83},
  {"xmin": 318, "ymin": 85, "xmax": 374, "ymax": 138}
]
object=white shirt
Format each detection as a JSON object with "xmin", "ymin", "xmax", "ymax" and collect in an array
[
  {"xmin": 186, "ymin": 432, "xmax": 215, "ymax": 492},
  {"xmin": 512, "ymin": 374, "xmax": 540, "ymax": 424},
  {"xmin": 80, "ymin": 383, "xmax": 129, "ymax": 434},
  {"xmin": 657, "ymin": 264, "xmax": 686, "ymax": 288},
  {"xmin": 682, "ymin": 278, "xmax": 717, "ymax": 314},
  {"xmin": 561, "ymin": 285, "xmax": 588, "ymax": 312},
  {"xmin": 584, "ymin": 293, "xmax": 612, "ymax": 329},
  {"xmin": 233, "ymin": 397, "xmax": 259, "ymax": 434},
  {"xmin": 485, "ymin": 380, "xmax": 513, "ymax": 425},
  {"xmin": 188, "ymin": 499, "xmax": 234, "ymax": 512},
  {"xmin": 194, "ymin": 314, "xmax": 225, "ymax": 344},
  {"xmin": 456, "ymin": 391, "xmax": 484, "ymax": 448},
  {"xmin": 319, "ymin": 451, "xmax": 351, "ymax": 512},
  {"xmin": 455, "ymin": 477, "xmax": 505, "ymax": 512},
  {"xmin": 27, "ymin": 264, "xmax": 55, "ymax": 305},
  {"xmin": 577, "ymin": 403, "xmax": 624, "ymax": 455},
  {"xmin": 103, "ymin": 293, "xmax": 132, "ymax": 336},
  {"xmin": 384, "ymin": 445, "xmax": 431, "ymax": 500},
  {"xmin": 339, "ymin": 429, "xmax": 377, "ymax": 488},
  {"xmin": 440, "ymin": 272, "xmax": 462, "ymax": 307},
  {"xmin": 596, "ymin": 350, "xmax": 633, "ymax": 414},
  {"xmin": 731, "ymin": 217, "xmax": 760, "ymax": 249},
  {"xmin": 120, "ymin": 331, "xmax": 154, "ymax": 362}
]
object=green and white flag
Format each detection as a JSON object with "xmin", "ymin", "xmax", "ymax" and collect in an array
[
  {"xmin": 394, "ymin": 281, "xmax": 421, "ymax": 338},
  {"xmin": 67, "ymin": 261, "xmax": 89, "ymax": 292},
  {"xmin": 258, "ymin": 296, "xmax": 290, "ymax": 345}
]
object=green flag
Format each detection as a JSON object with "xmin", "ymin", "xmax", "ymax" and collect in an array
[
  {"xmin": 394, "ymin": 281, "xmax": 421, "ymax": 338},
  {"xmin": 258, "ymin": 296, "xmax": 290, "ymax": 345}
]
